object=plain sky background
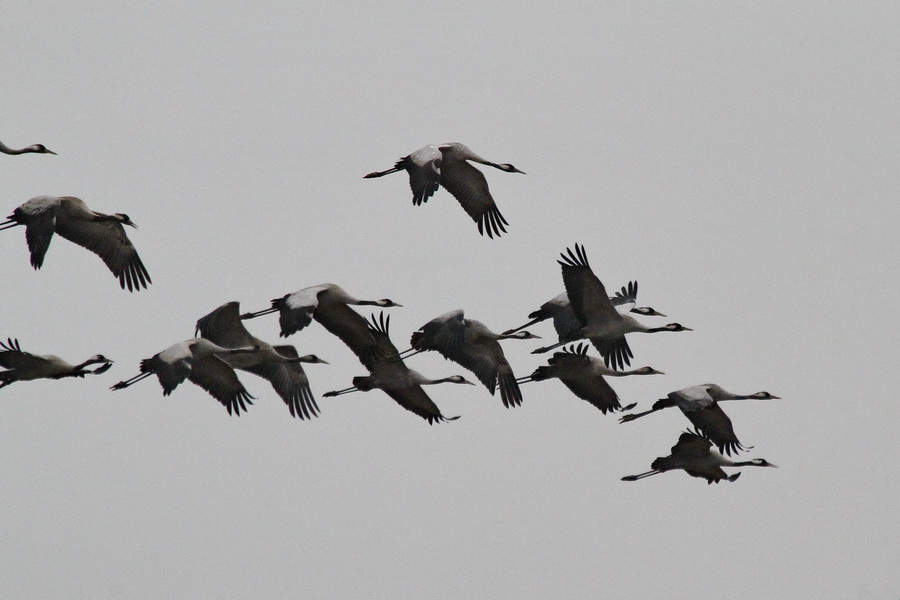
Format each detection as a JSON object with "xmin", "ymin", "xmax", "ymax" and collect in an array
[{"xmin": 2, "ymin": 2, "xmax": 898, "ymax": 598}]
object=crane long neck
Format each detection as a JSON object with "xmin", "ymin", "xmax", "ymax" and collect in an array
[
  {"xmin": 0, "ymin": 140, "xmax": 26, "ymax": 155},
  {"xmin": 606, "ymin": 367, "xmax": 643, "ymax": 377},
  {"xmin": 73, "ymin": 358, "xmax": 99, "ymax": 371},
  {"xmin": 717, "ymin": 394, "xmax": 760, "ymax": 401}
]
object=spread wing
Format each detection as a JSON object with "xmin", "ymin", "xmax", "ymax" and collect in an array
[
  {"xmin": 610, "ymin": 281, "xmax": 638, "ymax": 306},
  {"xmin": 18, "ymin": 204, "xmax": 58, "ymax": 269},
  {"xmin": 188, "ymin": 356, "xmax": 254, "ymax": 415},
  {"xmin": 411, "ymin": 310, "xmax": 467, "ymax": 352},
  {"xmin": 559, "ymin": 374, "xmax": 623, "ymax": 414},
  {"xmin": 0, "ymin": 338, "xmax": 47, "ymax": 371},
  {"xmin": 196, "ymin": 302, "xmax": 257, "ymax": 348},
  {"xmin": 670, "ymin": 431, "xmax": 713, "ymax": 459},
  {"xmin": 558, "ymin": 244, "xmax": 619, "ymax": 326},
  {"xmin": 442, "ymin": 339, "xmax": 519, "ymax": 407},
  {"xmin": 684, "ymin": 405, "xmax": 748, "ymax": 457},
  {"xmin": 383, "ymin": 386, "xmax": 458, "ymax": 425},
  {"xmin": 439, "ymin": 160, "xmax": 508, "ymax": 238},
  {"xmin": 246, "ymin": 345, "xmax": 320, "ymax": 420},
  {"xmin": 411, "ymin": 312, "xmax": 521, "ymax": 407},
  {"xmin": 404, "ymin": 145, "xmax": 442, "ymax": 206},
  {"xmin": 54, "ymin": 212, "xmax": 150, "ymax": 291},
  {"xmin": 315, "ymin": 303, "xmax": 387, "ymax": 370}
]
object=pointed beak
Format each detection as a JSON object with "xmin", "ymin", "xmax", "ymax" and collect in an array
[
  {"xmin": 46, "ymin": 149, "xmax": 57, "ymax": 155},
  {"xmin": 650, "ymin": 369, "xmax": 665, "ymax": 375}
]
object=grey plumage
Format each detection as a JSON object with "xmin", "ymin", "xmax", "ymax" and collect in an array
[
  {"xmin": 0, "ymin": 195, "xmax": 150, "ymax": 291},
  {"xmin": 532, "ymin": 244, "xmax": 691, "ymax": 369},
  {"xmin": 0, "ymin": 338, "xmax": 112, "ymax": 388},
  {"xmin": 323, "ymin": 313, "xmax": 471, "ymax": 424},
  {"xmin": 517, "ymin": 343, "xmax": 663, "ymax": 414},
  {"xmin": 619, "ymin": 384, "xmax": 781, "ymax": 456},
  {"xmin": 364, "ymin": 142, "xmax": 525, "ymax": 238},
  {"xmin": 195, "ymin": 301, "xmax": 328, "ymax": 420},
  {"xmin": 110, "ymin": 339, "xmax": 258, "ymax": 415},
  {"xmin": 399, "ymin": 309, "xmax": 539, "ymax": 408},
  {"xmin": 621, "ymin": 431, "xmax": 777, "ymax": 484}
]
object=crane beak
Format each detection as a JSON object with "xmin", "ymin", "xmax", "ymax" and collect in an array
[{"xmin": 46, "ymin": 149, "xmax": 58, "ymax": 155}]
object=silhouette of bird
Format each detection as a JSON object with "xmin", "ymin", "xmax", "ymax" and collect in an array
[
  {"xmin": 0, "ymin": 338, "xmax": 111, "ymax": 388},
  {"xmin": 621, "ymin": 431, "xmax": 776, "ymax": 484},
  {"xmin": 619, "ymin": 384, "xmax": 780, "ymax": 456},
  {"xmin": 516, "ymin": 343, "xmax": 663, "ymax": 414},
  {"xmin": 241, "ymin": 283, "xmax": 401, "ymax": 340},
  {"xmin": 532, "ymin": 244, "xmax": 691, "ymax": 369},
  {"xmin": 0, "ymin": 139, "xmax": 56, "ymax": 156},
  {"xmin": 503, "ymin": 282, "xmax": 666, "ymax": 338},
  {"xmin": 323, "ymin": 313, "xmax": 471, "ymax": 424},
  {"xmin": 110, "ymin": 339, "xmax": 258, "ymax": 415},
  {"xmin": 364, "ymin": 142, "xmax": 525, "ymax": 238},
  {"xmin": 195, "ymin": 301, "xmax": 328, "ymax": 419},
  {"xmin": 395, "ymin": 309, "xmax": 539, "ymax": 408},
  {"xmin": 0, "ymin": 195, "xmax": 151, "ymax": 291}
]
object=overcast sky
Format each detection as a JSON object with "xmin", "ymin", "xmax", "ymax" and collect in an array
[{"xmin": 2, "ymin": 2, "xmax": 898, "ymax": 598}]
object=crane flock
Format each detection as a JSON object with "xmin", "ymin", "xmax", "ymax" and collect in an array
[{"xmin": 2, "ymin": 138, "xmax": 780, "ymax": 484}]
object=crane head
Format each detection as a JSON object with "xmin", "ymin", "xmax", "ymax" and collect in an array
[{"xmin": 28, "ymin": 144, "xmax": 56, "ymax": 155}]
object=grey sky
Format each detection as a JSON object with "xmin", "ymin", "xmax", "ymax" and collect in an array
[{"xmin": 2, "ymin": 2, "xmax": 898, "ymax": 598}]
